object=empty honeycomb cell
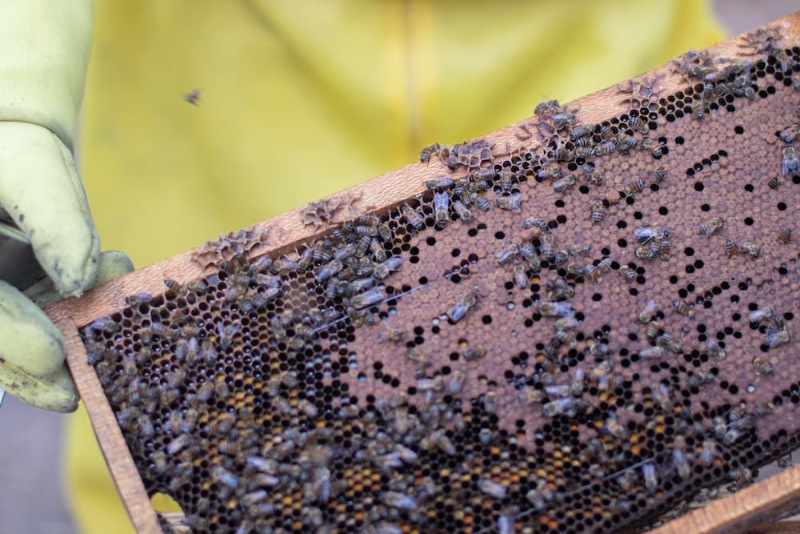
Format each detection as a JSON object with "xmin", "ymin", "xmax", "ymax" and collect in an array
[{"xmin": 76, "ymin": 32, "xmax": 800, "ymax": 534}]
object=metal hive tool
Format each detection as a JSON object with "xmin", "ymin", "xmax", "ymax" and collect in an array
[{"xmin": 45, "ymin": 11, "xmax": 800, "ymax": 534}]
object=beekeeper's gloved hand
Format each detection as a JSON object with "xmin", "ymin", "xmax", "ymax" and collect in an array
[{"xmin": 0, "ymin": 0, "xmax": 132, "ymax": 412}]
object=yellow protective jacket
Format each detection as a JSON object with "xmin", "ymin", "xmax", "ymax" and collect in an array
[{"xmin": 66, "ymin": 1, "xmax": 724, "ymax": 532}]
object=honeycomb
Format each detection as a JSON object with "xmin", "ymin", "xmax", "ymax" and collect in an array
[{"xmin": 81, "ymin": 31, "xmax": 800, "ymax": 534}]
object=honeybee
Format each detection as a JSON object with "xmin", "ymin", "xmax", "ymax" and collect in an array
[
  {"xmin": 447, "ymin": 292, "xmax": 479, "ymax": 323},
  {"xmin": 570, "ymin": 124, "xmax": 593, "ymax": 141},
  {"xmin": 401, "ymin": 204, "xmax": 425, "ymax": 230},
  {"xmin": 499, "ymin": 168, "xmax": 514, "ymax": 192},
  {"xmin": 619, "ymin": 265, "xmax": 636, "ymax": 281},
  {"xmin": 495, "ymin": 194, "xmax": 522, "ymax": 212},
  {"xmin": 448, "ymin": 370, "xmax": 467, "ymax": 394},
  {"xmin": 672, "ymin": 440, "xmax": 691, "ymax": 480},
  {"xmin": 351, "ymin": 286, "xmax": 385, "ymax": 309},
  {"xmin": 519, "ymin": 388, "xmax": 546, "ymax": 405},
  {"xmin": 778, "ymin": 228, "xmax": 792, "ymax": 244},
  {"xmin": 419, "ymin": 143, "xmax": 443, "ymax": 164},
  {"xmin": 522, "ymin": 217, "xmax": 548, "ymax": 231},
  {"xmin": 699, "ymin": 217, "xmax": 725, "ymax": 235},
  {"xmin": 768, "ymin": 175, "xmax": 780, "ymax": 189},
  {"xmin": 464, "ymin": 345, "xmax": 486, "ymax": 361},
  {"xmin": 765, "ymin": 328, "xmax": 791, "ymax": 348},
  {"xmin": 425, "ymin": 174, "xmax": 453, "ymax": 190},
  {"xmin": 496, "ymin": 243, "xmax": 520, "ymax": 265},
  {"xmin": 783, "ymin": 146, "xmax": 799, "ymax": 176},
  {"xmin": 537, "ymin": 301, "xmax": 573, "ymax": 318},
  {"xmin": 567, "ymin": 243, "xmax": 591, "ymax": 256},
  {"xmin": 724, "ymin": 238, "xmax": 738, "ymax": 259},
  {"xmin": 537, "ymin": 165, "xmax": 563, "ymax": 181},
  {"xmin": 373, "ymin": 256, "xmax": 403, "ymax": 280},
  {"xmin": 433, "ymin": 191, "xmax": 450, "ymax": 227},
  {"xmin": 673, "ymin": 299, "xmax": 693, "ymax": 317},
  {"xmin": 553, "ymin": 175, "xmax": 577, "ymax": 193},
  {"xmin": 534, "ymin": 99, "xmax": 562, "ymax": 116},
  {"xmin": 590, "ymin": 198, "xmax": 606, "ymax": 223},
  {"xmin": 470, "ymin": 193, "xmax": 491, "ymax": 212},
  {"xmin": 452, "ymin": 200, "xmax": 473, "ymax": 222},
  {"xmin": 654, "ymin": 166, "xmax": 667, "ymax": 181},
  {"xmin": 752, "ymin": 356, "xmax": 773, "ymax": 375},
  {"xmin": 639, "ymin": 300, "xmax": 659, "ymax": 323},
  {"xmin": 484, "ymin": 391, "xmax": 499, "ymax": 413},
  {"xmin": 779, "ymin": 123, "xmax": 800, "ymax": 143},
  {"xmin": 512, "ymin": 262, "xmax": 529, "ymax": 289},
  {"xmin": 741, "ymin": 242, "xmax": 760, "ymax": 258},
  {"xmin": 622, "ymin": 179, "xmax": 646, "ymax": 197}
]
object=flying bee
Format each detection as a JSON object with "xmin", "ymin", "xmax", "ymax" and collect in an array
[
  {"xmin": 778, "ymin": 228, "xmax": 792, "ymax": 244},
  {"xmin": 495, "ymin": 194, "xmax": 522, "ymax": 212},
  {"xmin": 470, "ymin": 193, "xmax": 490, "ymax": 211},
  {"xmin": 603, "ymin": 411, "xmax": 628, "ymax": 439},
  {"xmin": 464, "ymin": 345, "xmax": 486, "ymax": 361},
  {"xmin": 406, "ymin": 348, "xmax": 431, "ymax": 367},
  {"xmin": 639, "ymin": 300, "xmax": 659, "ymax": 323},
  {"xmin": 765, "ymin": 328, "xmax": 791, "ymax": 348},
  {"xmin": 183, "ymin": 88, "xmax": 201, "ymax": 105},
  {"xmin": 779, "ymin": 123, "xmax": 800, "ymax": 143},
  {"xmin": 783, "ymin": 146, "xmax": 799, "ymax": 176},
  {"xmin": 448, "ymin": 370, "xmax": 467, "ymax": 394},
  {"xmin": 753, "ymin": 356, "xmax": 773, "ymax": 375},
  {"xmin": 519, "ymin": 388, "xmax": 546, "ymax": 405},
  {"xmin": 590, "ymin": 198, "xmax": 606, "ymax": 223},
  {"xmin": 638, "ymin": 346, "xmax": 664, "ymax": 359},
  {"xmin": 483, "ymin": 391, "xmax": 499, "ymax": 413},
  {"xmin": 378, "ymin": 327, "xmax": 405, "ymax": 343},
  {"xmin": 401, "ymin": 204, "xmax": 425, "ymax": 229},
  {"xmin": 584, "ymin": 263, "xmax": 601, "ymax": 284},
  {"xmin": 750, "ymin": 307, "xmax": 776, "ymax": 324},
  {"xmin": 642, "ymin": 462, "xmax": 658, "ymax": 494},
  {"xmin": 512, "ymin": 262, "xmax": 529, "ymax": 289},
  {"xmin": 478, "ymin": 479, "xmax": 507, "ymax": 499},
  {"xmin": 553, "ymin": 175, "xmax": 577, "ymax": 193},
  {"xmin": 707, "ymin": 341, "xmax": 726, "ymax": 360},
  {"xmin": 542, "ymin": 397, "xmax": 577, "ymax": 418},
  {"xmin": 673, "ymin": 299, "xmax": 693, "ymax": 317},
  {"xmin": 699, "ymin": 217, "xmax": 725, "ymax": 235},
  {"xmin": 724, "ymin": 238, "xmax": 738, "ymax": 259},
  {"xmin": 447, "ymin": 291, "xmax": 479, "ymax": 323},
  {"xmin": 425, "ymin": 174, "xmax": 454, "ymax": 189},
  {"xmin": 419, "ymin": 143, "xmax": 443, "ymax": 164},
  {"xmin": 741, "ymin": 242, "xmax": 760, "ymax": 258}
]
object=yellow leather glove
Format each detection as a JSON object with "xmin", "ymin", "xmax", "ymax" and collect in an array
[{"xmin": 0, "ymin": 0, "xmax": 132, "ymax": 412}]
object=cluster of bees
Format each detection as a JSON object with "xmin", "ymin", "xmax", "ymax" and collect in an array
[{"xmin": 81, "ymin": 26, "xmax": 800, "ymax": 534}]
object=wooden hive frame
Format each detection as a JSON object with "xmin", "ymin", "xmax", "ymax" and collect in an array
[{"xmin": 46, "ymin": 10, "xmax": 800, "ymax": 534}]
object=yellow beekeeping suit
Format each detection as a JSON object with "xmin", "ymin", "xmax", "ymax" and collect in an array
[{"xmin": 65, "ymin": 1, "xmax": 724, "ymax": 532}]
